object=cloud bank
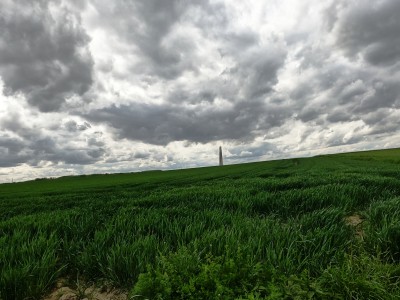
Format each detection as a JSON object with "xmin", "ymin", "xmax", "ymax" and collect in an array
[{"xmin": 1, "ymin": 0, "xmax": 400, "ymax": 182}]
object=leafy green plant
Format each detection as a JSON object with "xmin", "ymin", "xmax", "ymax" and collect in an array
[{"xmin": 131, "ymin": 247, "xmax": 275, "ymax": 299}]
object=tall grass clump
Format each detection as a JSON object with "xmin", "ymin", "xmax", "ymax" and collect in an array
[
  {"xmin": 318, "ymin": 252, "xmax": 400, "ymax": 299},
  {"xmin": 0, "ymin": 231, "xmax": 61, "ymax": 300},
  {"xmin": 364, "ymin": 197, "xmax": 400, "ymax": 261}
]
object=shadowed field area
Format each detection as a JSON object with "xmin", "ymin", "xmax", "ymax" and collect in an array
[{"xmin": 1, "ymin": 149, "xmax": 400, "ymax": 299}]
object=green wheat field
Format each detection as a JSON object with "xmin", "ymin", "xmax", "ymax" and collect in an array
[{"xmin": 2, "ymin": 149, "xmax": 400, "ymax": 299}]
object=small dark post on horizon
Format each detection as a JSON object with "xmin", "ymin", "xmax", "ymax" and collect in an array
[{"xmin": 219, "ymin": 146, "xmax": 223, "ymax": 166}]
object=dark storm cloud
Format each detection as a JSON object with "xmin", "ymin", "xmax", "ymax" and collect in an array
[
  {"xmin": 297, "ymin": 108, "xmax": 320, "ymax": 123},
  {"xmin": 336, "ymin": 80, "xmax": 368, "ymax": 105},
  {"xmin": 0, "ymin": 135, "xmax": 30, "ymax": 167},
  {"xmin": 167, "ymin": 40, "xmax": 287, "ymax": 105},
  {"xmin": 290, "ymin": 0, "xmax": 400, "ymax": 135},
  {"xmin": 0, "ymin": 0, "xmax": 93, "ymax": 111},
  {"xmin": 32, "ymin": 136, "xmax": 105, "ymax": 166},
  {"xmin": 361, "ymin": 109, "xmax": 400, "ymax": 135},
  {"xmin": 327, "ymin": 75, "xmax": 400, "ymax": 121},
  {"xmin": 104, "ymin": 149, "xmax": 151, "ymax": 164},
  {"xmin": 0, "ymin": 113, "xmax": 105, "ymax": 167},
  {"xmin": 330, "ymin": 0, "xmax": 400, "ymax": 66},
  {"xmin": 30, "ymin": 137, "xmax": 103, "ymax": 165},
  {"xmin": 85, "ymin": 97, "xmax": 290, "ymax": 146},
  {"xmin": 292, "ymin": 52, "xmax": 400, "ymax": 129},
  {"xmin": 85, "ymin": 0, "xmax": 288, "ymax": 146},
  {"xmin": 223, "ymin": 31, "xmax": 259, "ymax": 51},
  {"xmin": 353, "ymin": 80, "xmax": 400, "ymax": 113},
  {"xmin": 236, "ymin": 46, "xmax": 287, "ymax": 100},
  {"xmin": 133, "ymin": 151, "xmax": 150, "ymax": 159},
  {"xmin": 325, "ymin": 132, "xmax": 365, "ymax": 148},
  {"xmin": 326, "ymin": 109, "xmax": 354, "ymax": 123},
  {"xmin": 92, "ymin": 0, "xmax": 211, "ymax": 79},
  {"xmin": 291, "ymin": 64, "xmax": 400, "ymax": 148},
  {"xmin": 296, "ymin": 45, "xmax": 331, "ymax": 71},
  {"xmin": 64, "ymin": 120, "xmax": 92, "ymax": 132}
]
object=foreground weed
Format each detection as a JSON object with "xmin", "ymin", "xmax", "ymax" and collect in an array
[
  {"xmin": 131, "ymin": 246, "xmax": 275, "ymax": 299},
  {"xmin": 319, "ymin": 252, "xmax": 400, "ymax": 299}
]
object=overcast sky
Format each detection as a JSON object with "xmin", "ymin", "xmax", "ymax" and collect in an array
[{"xmin": 1, "ymin": 0, "xmax": 400, "ymax": 182}]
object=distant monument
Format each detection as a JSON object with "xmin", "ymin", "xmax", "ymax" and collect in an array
[{"xmin": 219, "ymin": 146, "xmax": 223, "ymax": 166}]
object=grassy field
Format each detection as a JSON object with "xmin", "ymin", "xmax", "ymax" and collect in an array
[{"xmin": 1, "ymin": 149, "xmax": 400, "ymax": 299}]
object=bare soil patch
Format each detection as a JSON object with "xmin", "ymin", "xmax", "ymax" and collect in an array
[
  {"xmin": 345, "ymin": 214, "xmax": 364, "ymax": 239},
  {"xmin": 43, "ymin": 280, "xmax": 127, "ymax": 300}
]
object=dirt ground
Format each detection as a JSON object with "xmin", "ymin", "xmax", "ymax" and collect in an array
[
  {"xmin": 345, "ymin": 214, "xmax": 364, "ymax": 238},
  {"xmin": 43, "ymin": 280, "xmax": 128, "ymax": 300}
]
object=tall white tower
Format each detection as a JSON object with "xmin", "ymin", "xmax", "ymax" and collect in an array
[{"xmin": 219, "ymin": 146, "xmax": 223, "ymax": 166}]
